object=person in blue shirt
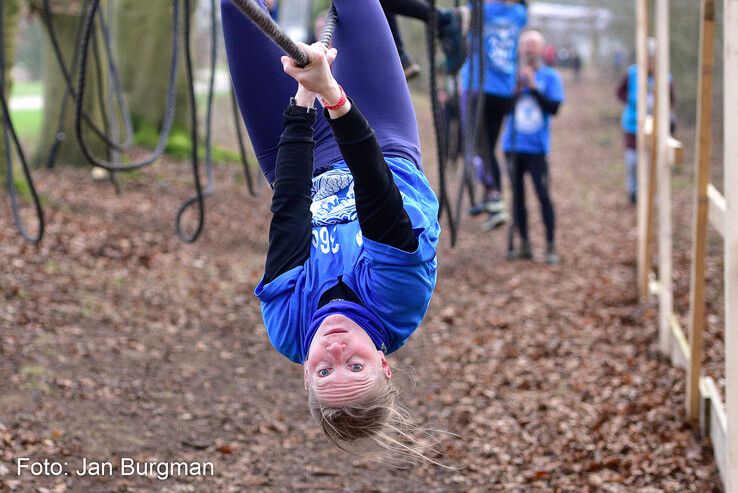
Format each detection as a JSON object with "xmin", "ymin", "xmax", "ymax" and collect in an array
[
  {"xmin": 221, "ymin": 0, "xmax": 440, "ymax": 456},
  {"xmin": 502, "ymin": 30, "xmax": 564, "ymax": 264},
  {"xmin": 460, "ymin": 0, "xmax": 528, "ymax": 230},
  {"xmin": 616, "ymin": 38, "xmax": 676, "ymax": 204}
]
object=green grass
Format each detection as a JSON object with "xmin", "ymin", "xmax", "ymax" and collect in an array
[
  {"xmin": 9, "ymin": 109, "xmax": 42, "ymax": 141},
  {"xmin": 135, "ymin": 123, "xmax": 247, "ymax": 164},
  {"xmin": 8, "ymin": 81, "xmax": 43, "ymax": 142},
  {"xmin": 10, "ymin": 80, "xmax": 43, "ymax": 98}
]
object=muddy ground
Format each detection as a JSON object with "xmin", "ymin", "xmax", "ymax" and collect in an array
[{"xmin": 0, "ymin": 75, "xmax": 723, "ymax": 491}]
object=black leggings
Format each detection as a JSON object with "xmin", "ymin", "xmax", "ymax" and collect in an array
[
  {"xmin": 507, "ymin": 152, "xmax": 556, "ymax": 244},
  {"xmin": 385, "ymin": 14, "xmax": 407, "ymax": 57},
  {"xmin": 463, "ymin": 93, "xmax": 514, "ymax": 193},
  {"xmin": 380, "ymin": 0, "xmax": 431, "ymax": 21},
  {"xmin": 381, "ymin": 0, "xmax": 448, "ymax": 58}
]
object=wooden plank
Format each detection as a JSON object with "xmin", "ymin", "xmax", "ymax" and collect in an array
[
  {"xmin": 636, "ymin": 0, "xmax": 651, "ymax": 300},
  {"xmin": 668, "ymin": 137, "xmax": 684, "ymax": 167},
  {"xmin": 708, "ymin": 183, "xmax": 726, "ymax": 237},
  {"xmin": 670, "ymin": 315, "xmax": 690, "ymax": 370},
  {"xmin": 655, "ymin": 0, "xmax": 673, "ymax": 356},
  {"xmin": 724, "ymin": 1, "xmax": 738, "ymax": 490},
  {"xmin": 687, "ymin": 0, "xmax": 716, "ymax": 423},
  {"xmin": 701, "ymin": 376, "xmax": 728, "ymax": 485}
]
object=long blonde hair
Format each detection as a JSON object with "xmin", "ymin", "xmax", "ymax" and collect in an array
[{"xmin": 307, "ymin": 377, "xmax": 450, "ymax": 467}]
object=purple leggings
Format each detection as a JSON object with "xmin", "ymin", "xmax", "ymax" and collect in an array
[{"xmin": 221, "ymin": 0, "xmax": 422, "ymax": 183}]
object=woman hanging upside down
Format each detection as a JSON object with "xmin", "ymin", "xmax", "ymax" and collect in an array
[{"xmin": 221, "ymin": 0, "xmax": 440, "ymax": 454}]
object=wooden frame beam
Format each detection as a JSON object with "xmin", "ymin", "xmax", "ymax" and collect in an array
[
  {"xmin": 724, "ymin": 1, "xmax": 738, "ymax": 489},
  {"xmin": 687, "ymin": 0, "xmax": 716, "ymax": 423},
  {"xmin": 655, "ymin": 0, "xmax": 673, "ymax": 355},
  {"xmin": 636, "ymin": 0, "xmax": 651, "ymax": 300}
]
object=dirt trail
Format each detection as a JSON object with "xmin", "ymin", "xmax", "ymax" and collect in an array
[{"xmin": 0, "ymin": 76, "xmax": 721, "ymax": 492}]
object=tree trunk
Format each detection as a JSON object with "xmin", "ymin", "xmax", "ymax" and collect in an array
[
  {"xmin": 115, "ymin": 0, "xmax": 194, "ymax": 134},
  {"xmin": 34, "ymin": 3, "xmax": 110, "ymax": 166},
  {"xmin": 1, "ymin": 0, "xmax": 22, "ymax": 189}
]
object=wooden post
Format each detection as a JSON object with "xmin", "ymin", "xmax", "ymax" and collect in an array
[
  {"xmin": 687, "ymin": 0, "xmax": 715, "ymax": 423},
  {"xmin": 724, "ymin": 1, "xmax": 738, "ymax": 490},
  {"xmin": 655, "ymin": 0, "xmax": 672, "ymax": 355},
  {"xmin": 636, "ymin": 0, "xmax": 651, "ymax": 299}
]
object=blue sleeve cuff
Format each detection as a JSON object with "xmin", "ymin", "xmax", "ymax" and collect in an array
[
  {"xmin": 255, "ymin": 265, "xmax": 304, "ymax": 302},
  {"xmin": 362, "ymin": 228, "xmax": 436, "ymax": 266}
]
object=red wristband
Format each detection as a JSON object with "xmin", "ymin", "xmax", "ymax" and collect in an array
[{"xmin": 321, "ymin": 85, "xmax": 347, "ymax": 111}]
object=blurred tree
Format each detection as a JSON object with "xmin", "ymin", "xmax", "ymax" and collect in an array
[
  {"xmin": 115, "ymin": 0, "xmax": 195, "ymax": 135},
  {"xmin": 2, "ymin": 0, "xmax": 21, "ymax": 93},
  {"xmin": 1, "ymin": 0, "xmax": 22, "ymax": 186},
  {"xmin": 31, "ymin": 0, "xmax": 110, "ymax": 166}
]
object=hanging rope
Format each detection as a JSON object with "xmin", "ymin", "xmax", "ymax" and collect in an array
[
  {"xmin": 426, "ymin": 0, "xmax": 458, "ymax": 246},
  {"xmin": 175, "ymin": 0, "xmax": 206, "ymax": 243},
  {"xmin": 40, "ymin": 0, "xmax": 133, "ymax": 156},
  {"xmin": 230, "ymin": 84, "xmax": 258, "ymax": 196},
  {"xmin": 74, "ymin": 0, "xmax": 180, "ymax": 172},
  {"xmin": 320, "ymin": 4, "xmax": 338, "ymax": 47},
  {"xmin": 454, "ymin": 0, "xmax": 485, "ymax": 229},
  {"xmin": 229, "ymin": 0, "xmax": 337, "ymax": 56},
  {"xmin": 42, "ymin": 0, "xmax": 90, "ymax": 169},
  {"xmin": 228, "ymin": 0, "xmax": 309, "ymax": 65},
  {"xmin": 0, "ymin": 5, "xmax": 45, "ymax": 244},
  {"xmin": 175, "ymin": 0, "xmax": 219, "ymax": 242}
]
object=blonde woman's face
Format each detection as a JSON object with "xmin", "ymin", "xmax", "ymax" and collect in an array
[{"xmin": 304, "ymin": 314, "xmax": 392, "ymax": 406}]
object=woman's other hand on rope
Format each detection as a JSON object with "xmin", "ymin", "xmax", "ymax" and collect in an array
[{"xmin": 281, "ymin": 42, "xmax": 351, "ymax": 118}]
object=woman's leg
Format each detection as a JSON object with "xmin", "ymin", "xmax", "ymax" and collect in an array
[
  {"xmin": 379, "ymin": 0, "xmax": 430, "ymax": 21},
  {"xmin": 508, "ymin": 153, "xmax": 528, "ymax": 242},
  {"xmin": 327, "ymin": 0, "xmax": 422, "ymax": 169},
  {"xmin": 221, "ymin": 0, "xmax": 333, "ymax": 182},
  {"xmin": 625, "ymin": 146, "xmax": 637, "ymax": 201},
  {"xmin": 386, "ymin": 13, "xmax": 406, "ymax": 55},
  {"xmin": 482, "ymin": 94, "xmax": 513, "ymax": 197},
  {"xmin": 528, "ymin": 154, "xmax": 555, "ymax": 244}
]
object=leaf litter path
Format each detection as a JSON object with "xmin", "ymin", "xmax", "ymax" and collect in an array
[{"xmin": 0, "ymin": 76, "xmax": 721, "ymax": 492}]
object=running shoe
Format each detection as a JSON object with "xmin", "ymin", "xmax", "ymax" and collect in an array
[
  {"xmin": 483, "ymin": 210, "xmax": 509, "ymax": 230},
  {"xmin": 400, "ymin": 52, "xmax": 422, "ymax": 80},
  {"xmin": 545, "ymin": 242, "xmax": 560, "ymax": 265},
  {"xmin": 439, "ymin": 7, "xmax": 469, "ymax": 74},
  {"xmin": 468, "ymin": 198, "xmax": 507, "ymax": 216},
  {"xmin": 507, "ymin": 240, "xmax": 533, "ymax": 260}
]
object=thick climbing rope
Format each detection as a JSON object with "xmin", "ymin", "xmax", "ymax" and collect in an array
[
  {"xmin": 74, "ymin": 0, "xmax": 180, "ymax": 172},
  {"xmin": 177, "ymin": 0, "xmax": 338, "ymax": 242},
  {"xmin": 175, "ymin": 0, "xmax": 206, "ymax": 243},
  {"xmin": 426, "ymin": 0, "xmax": 458, "ymax": 246},
  {"xmin": 228, "ymin": 0, "xmax": 308, "ymax": 65},
  {"xmin": 228, "ymin": 0, "xmax": 338, "ymax": 60},
  {"xmin": 0, "ymin": 5, "xmax": 45, "ymax": 244},
  {"xmin": 230, "ymin": 86, "xmax": 258, "ymax": 196},
  {"xmin": 42, "ymin": 0, "xmax": 89, "ymax": 169},
  {"xmin": 454, "ymin": 0, "xmax": 485, "ymax": 229},
  {"xmin": 40, "ymin": 0, "xmax": 133, "ymax": 155},
  {"xmin": 175, "ymin": 0, "xmax": 219, "ymax": 242},
  {"xmin": 320, "ymin": 4, "xmax": 338, "ymax": 47}
]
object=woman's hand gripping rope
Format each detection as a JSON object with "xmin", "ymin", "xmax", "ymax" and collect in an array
[{"xmin": 281, "ymin": 42, "xmax": 350, "ymax": 117}]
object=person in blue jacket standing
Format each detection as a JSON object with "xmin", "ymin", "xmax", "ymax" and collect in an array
[
  {"xmin": 503, "ymin": 30, "xmax": 564, "ymax": 264},
  {"xmin": 461, "ymin": 0, "xmax": 528, "ymax": 230},
  {"xmin": 222, "ymin": 0, "xmax": 441, "ymax": 458},
  {"xmin": 616, "ymin": 38, "xmax": 676, "ymax": 204}
]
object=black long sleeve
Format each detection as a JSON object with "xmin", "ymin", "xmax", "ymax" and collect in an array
[
  {"xmin": 530, "ymin": 88, "xmax": 561, "ymax": 115},
  {"xmin": 326, "ymin": 101, "xmax": 418, "ymax": 253},
  {"xmin": 262, "ymin": 106, "xmax": 316, "ymax": 284}
]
